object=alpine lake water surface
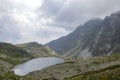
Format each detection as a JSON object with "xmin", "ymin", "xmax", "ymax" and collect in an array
[{"xmin": 13, "ymin": 57, "xmax": 65, "ymax": 76}]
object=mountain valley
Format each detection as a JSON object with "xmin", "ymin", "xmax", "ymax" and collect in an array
[{"xmin": 0, "ymin": 11, "xmax": 120, "ymax": 80}]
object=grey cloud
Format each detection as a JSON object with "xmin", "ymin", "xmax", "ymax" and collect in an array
[
  {"xmin": 55, "ymin": 0, "xmax": 120, "ymax": 24},
  {"xmin": 44, "ymin": 20, "xmax": 74, "ymax": 31},
  {"xmin": 0, "ymin": 1, "xmax": 21, "ymax": 43},
  {"xmin": 36, "ymin": 30, "xmax": 56, "ymax": 38},
  {"xmin": 37, "ymin": 0, "xmax": 66, "ymax": 18},
  {"xmin": 1, "ymin": 0, "xmax": 120, "ymax": 44},
  {"xmin": 0, "ymin": 0, "xmax": 14, "ymax": 13},
  {"xmin": 0, "ymin": 15, "xmax": 21, "ymax": 42},
  {"xmin": 37, "ymin": 0, "xmax": 120, "ymax": 31}
]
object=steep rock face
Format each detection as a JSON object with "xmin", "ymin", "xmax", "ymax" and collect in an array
[
  {"xmin": 92, "ymin": 12, "xmax": 120, "ymax": 56},
  {"xmin": 16, "ymin": 42, "xmax": 59, "ymax": 57},
  {"xmin": 64, "ymin": 19, "xmax": 103, "ymax": 58},
  {"xmin": 46, "ymin": 19, "xmax": 102, "ymax": 58},
  {"xmin": 46, "ymin": 12, "xmax": 120, "ymax": 58}
]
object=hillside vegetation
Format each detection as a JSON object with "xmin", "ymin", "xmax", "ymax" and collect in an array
[
  {"xmin": 0, "ymin": 42, "xmax": 33, "ymax": 80},
  {"xmin": 64, "ymin": 64, "xmax": 120, "ymax": 80},
  {"xmin": 0, "ymin": 42, "xmax": 60, "ymax": 80},
  {"xmin": 25, "ymin": 53, "xmax": 120, "ymax": 80},
  {"xmin": 0, "ymin": 43, "xmax": 31, "ymax": 58}
]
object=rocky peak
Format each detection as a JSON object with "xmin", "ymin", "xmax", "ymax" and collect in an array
[
  {"xmin": 47, "ymin": 11, "xmax": 120, "ymax": 58},
  {"xmin": 110, "ymin": 11, "xmax": 120, "ymax": 18}
]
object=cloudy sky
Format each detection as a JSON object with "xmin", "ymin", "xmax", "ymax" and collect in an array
[{"xmin": 0, "ymin": 0, "xmax": 120, "ymax": 44}]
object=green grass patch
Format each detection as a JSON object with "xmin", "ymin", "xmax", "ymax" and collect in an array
[{"xmin": 65, "ymin": 64, "xmax": 120, "ymax": 80}]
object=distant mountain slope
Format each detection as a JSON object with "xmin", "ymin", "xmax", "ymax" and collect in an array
[
  {"xmin": 16, "ymin": 42, "xmax": 59, "ymax": 57},
  {"xmin": 0, "ymin": 42, "xmax": 31, "ymax": 58},
  {"xmin": 47, "ymin": 19, "xmax": 102, "ymax": 55},
  {"xmin": 46, "ymin": 12, "xmax": 120, "ymax": 58}
]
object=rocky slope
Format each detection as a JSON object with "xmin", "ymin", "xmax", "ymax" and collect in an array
[
  {"xmin": 0, "ymin": 42, "xmax": 31, "ymax": 58},
  {"xmin": 26, "ymin": 53, "xmax": 120, "ymax": 80},
  {"xmin": 0, "ymin": 42, "xmax": 119, "ymax": 80},
  {"xmin": 65, "ymin": 64, "xmax": 120, "ymax": 80},
  {"xmin": 46, "ymin": 12, "xmax": 120, "ymax": 58},
  {"xmin": 0, "ymin": 42, "xmax": 32, "ymax": 80},
  {"xmin": 16, "ymin": 42, "xmax": 59, "ymax": 57},
  {"xmin": 0, "ymin": 42, "xmax": 59, "ymax": 80}
]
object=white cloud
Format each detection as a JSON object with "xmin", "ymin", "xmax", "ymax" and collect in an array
[
  {"xmin": 0, "ymin": 0, "xmax": 69, "ymax": 44},
  {"xmin": 10, "ymin": 0, "xmax": 42, "ymax": 9},
  {"xmin": 0, "ymin": 0, "xmax": 120, "ymax": 44}
]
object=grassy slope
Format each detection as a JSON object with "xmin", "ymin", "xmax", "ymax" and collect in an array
[
  {"xmin": 0, "ymin": 42, "xmax": 60, "ymax": 80},
  {"xmin": 0, "ymin": 43, "xmax": 31, "ymax": 58},
  {"xmin": 0, "ymin": 42, "xmax": 120, "ymax": 80},
  {"xmin": 40, "ymin": 54, "xmax": 120, "ymax": 80},
  {"xmin": 16, "ymin": 42, "xmax": 60, "ymax": 58},
  {"xmin": 0, "ymin": 43, "xmax": 33, "ymax": 80},
  {"xmin": 65, "ymin": 54, "xmax": 120, "ymax": 80},
  {"xmin": 64, "ymin": 64, "xmax": 120, "ymax": 80}
]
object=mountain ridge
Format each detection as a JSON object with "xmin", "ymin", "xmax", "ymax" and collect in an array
[
  {"xmin": 46, "ymin": 12, "xmax": 120, "ymax": 58},
  {"xmin": 16, "ymin": 42, "xmax": 60, "ymax": 57}
]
